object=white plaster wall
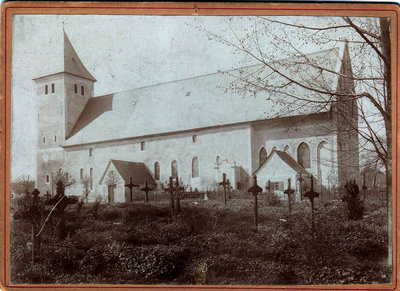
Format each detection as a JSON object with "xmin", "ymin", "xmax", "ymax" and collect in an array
[
  {"xmin": 250, "ymin": 116, "xmax": 339, "ymax": 189},
  {"xmin": 255, "ymin": 153, "xmax": 298, "ymax": 199},
  {"xmin": 63, "ymin": 125, "xmax": 252, "ymax": 200}
]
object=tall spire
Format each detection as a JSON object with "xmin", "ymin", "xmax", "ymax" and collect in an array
[
  {"xmin": 336, "ymin": 40, "xmax": 354, "ymax": 94},
  {"xmin": 63, "ymin": 30, "xmax": 96, "ymax": 81}
]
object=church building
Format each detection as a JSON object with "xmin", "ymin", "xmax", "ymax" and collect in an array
[{"xmin": 35, "ymin": 31, "xmax": 359, "ymax": 202}]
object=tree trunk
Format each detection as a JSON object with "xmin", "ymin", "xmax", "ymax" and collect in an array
[{"xmin": 380, "ymin": 17, "xmax": 392, "ymax": 270}]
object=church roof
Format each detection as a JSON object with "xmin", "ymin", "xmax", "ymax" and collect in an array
[
  {"xmin": 253, "ymin": 150, "xmax": 310, "ymax": 176},
  {"xmin": 33, "ymin": 30, "xmax": 96, "ymax": 82},
  {"xmin": 63, "ymin": 31, "xmax": 97, "ymax": 81},
  {"xmin": 64, "ymin": 46, "xmax": 344, "ymax": 147},
  {"xmin": 100, "ymin": 160, "xmax": 156, "ymax": 186}
]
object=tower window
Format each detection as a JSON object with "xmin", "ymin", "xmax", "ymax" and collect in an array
[
  {"xmin": 46, "ymin": 175, "xmax": 49, "ymax": 183},
  {"xmin": 141, "ymin": 142, "xmax": 145, "ymax": 151},
  {"xmin": 51, "ymin": 83, "xmax": 55, "ymax": 93},
  {"xmin": 54, "ymin": 135, "xmax": 57, "ymax": 142},
  {"xmin": 192, "ymin": 135, "xmax": 197, "ymax": 143},
  {"xmin": 43, "ymin": 137, "xmax": 46, "ymax": 144},
  {"xmin": 89, "ymin": 148, "xmax": 93, "ymax": 157},
  {"xmin": 74, "ymin": 84, "xmax": 78, "ymax": 94},
  {"xmin": 80, "ymin": 168, "xmax": 83, "ymax": 180},
  {"xmin": 45, "ymin": 85, "xmax": 48, "ymax": 95},
  {"xmin": 81, "ymin": 86, "xmax": 84, "ymax": 96}
]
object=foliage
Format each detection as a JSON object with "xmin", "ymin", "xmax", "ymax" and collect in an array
[
  {"xmin": 342, "ymin": 180, "xmax": 365, "ymax": 220},
  {"xmin": 264, "ymin": 191, "xmax": 283, "ymax": 207},
  {"xmin": 10, "ymin": 195, "xmax": 390, "ymax": 285}
]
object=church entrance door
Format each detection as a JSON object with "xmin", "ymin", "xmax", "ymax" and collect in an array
[{"xmin": 108, "ymin": 185, "xmax": 116, "ymax": 203}]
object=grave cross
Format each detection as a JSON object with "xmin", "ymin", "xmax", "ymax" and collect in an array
[
  {"xmin": 297, "ymin": 175, "xmax": 304, "ymax": 201},
  {"xmin": 248, "ymin": 175, "xmax": 263, "ymax": 230},
  {"xmin": 304, "ymin": 175, "xmax": 319, "ymax": 239},
  {"xmin": 140, "ymin": 179, "xmax": 153, "ymax": 202},
  {"xmin": 125, "ymin": 177, "xmax": 139, "ymax": 203},
  {"xmin": 284, "ymin": 178, "xmax": 295, "ymax": 213},
  {"xmin": 219, "ymin": 173, "xmax": 229, "ymax": 205},
  {"xmin": 304, "ymin": 175, "xmax": 319, "ymax": 210},
  {"xmin": 165, "ymin": 176, "xmax": 175, "ymax": 219}
]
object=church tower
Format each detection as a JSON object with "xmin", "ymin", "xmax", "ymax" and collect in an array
[
  {"xmin": 334, "ymin": 41, "xmax": 359, "ymax": 186},
  {"xmin": 34, "ymin": 30, "xmax": 96, "ymax": 193}
]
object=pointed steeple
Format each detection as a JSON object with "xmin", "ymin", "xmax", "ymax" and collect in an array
[
  {"xmin": 63, "ymin": 30, "xmax": 96, "ymax": 82},
  {"xmin": 336, "ymin": 40, "xmax": 354, "ymax": 94}
]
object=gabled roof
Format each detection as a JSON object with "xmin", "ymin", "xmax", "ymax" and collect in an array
[
  {"xmin": 253, "ymin": 149, "xmax": 310, "ymax": 176},
  {"xmin": 100, "ymin": 160, "xmax": 156, "ymax": 186},
  {"xmin": 63, "ymin": 31, "xmax": 97, "ymax": 81},
  {"xmin": 64, "ymin": 47, "xmax": 343, "ymax": 146}
]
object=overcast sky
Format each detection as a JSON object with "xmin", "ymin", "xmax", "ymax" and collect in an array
[{"xmin": 10, "ymin": 15, "xmax": 375, "ymax": 181}]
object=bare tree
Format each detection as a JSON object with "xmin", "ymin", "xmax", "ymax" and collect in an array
[
  {"xmin": 105, "ymin": 170, "xmax": 121, "ymax": 203},
  {"xmin": 13, "ymin": 174, "xmax": 35, "ymax": 195},
  {"xmin": 200, "ymin": 15, "xmax": 392, "ymax": 266},
  {"xmin": 76, "ymin": 175, "xmax": 90, "ymax": 213},
  {"xmin": 52, "ymin": 169, "xmax": 76, "ymax": 190}
]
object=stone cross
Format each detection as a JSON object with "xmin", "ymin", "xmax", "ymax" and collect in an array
[
  {"xmin": 248, "ymin": 175, "xmax": 263, "ymax": 230},
  {"xmin": 219, "ymin": 173, "xmax": 230, "ymax": 205},
  {"xmin": 140, "ymin": 179, "xmax": 153, "ymax": 203},
  {"xmin": 284, "ymin": 178, "xmax": 295, "ymax": 213},
  {"xmin": 125, "ymin": 176, "xmax": 139, "ymax": 203}
]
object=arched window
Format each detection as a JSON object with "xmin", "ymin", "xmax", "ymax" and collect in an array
[
  {"xmin": 45, "ymin": 85, "xmax": 48, "ymax": 95},
  {"xmin": 259, "ymin": 147, "xmax": 268, "ymax": 165},
  {"xmin": 297, "ymin": 142, "xmax": 311, "ymax": 168},
  {"xmin": 54, "ymin": 135, "xmax": 57, "ymax": 142},
  {"xmin": 192, "ymin": 135, "xmax": 197, "ymax": 143},
  {"xmin": 317, "ymin": 141, "xmax": 329, "ymax": 181},
  {"xmin": 171, "ymin": 160, "xmax": 178, "ymax": 178},
  {"xmin": 81, "ymin": 85, "xmax": 84, "ymax": 96},
  {"xmin": 51, "ymin": 83, "xmax": 55, "ymax": 93},
  {"xmin": 80, "ymin": 168, "xmax": 83, "ymax": 180},
  {"xmin": 43, "ymin": 137, "xmax": 46, "ymax": 144},
  {"xmin": 154, "ymin": 162, "xmax": 160, "ymax": 180},
  {"xmin": 74, "ymin": 84, "xmax": 78, "ymax": 94},
  {"xmin": 46, "ymin": 175, "xmax": 49, "ymax": 183},
  {"xmin": 141, "ymin": 142, "xmax": 145, "ymax": 151},
  {"xmin": 192, "ymin": 157, "xmax": 199, "ymax": 178}
]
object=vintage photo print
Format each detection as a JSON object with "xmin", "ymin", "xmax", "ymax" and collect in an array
[{"xmin": 1, "ymin": 2, "xmax": 399, "ymax": 289}]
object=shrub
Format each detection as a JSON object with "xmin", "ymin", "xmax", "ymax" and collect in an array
[{"xmin": 265, "ymin": 192, "xmax": 283, "ymax": 207}]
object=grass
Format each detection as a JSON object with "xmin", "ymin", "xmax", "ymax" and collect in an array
[{"xmin": 10, "ymin": 192, "xmax": 391, "ymax": 285}]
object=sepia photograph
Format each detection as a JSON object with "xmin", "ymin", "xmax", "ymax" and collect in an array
[{"xmin": 2, "ymin": 2, "xmax": 398, "ymax": 288}]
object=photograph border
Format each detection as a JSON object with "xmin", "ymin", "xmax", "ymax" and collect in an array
[{"xmin": 1, "ymin": 2, "xmax": 399, "ymax": 290}]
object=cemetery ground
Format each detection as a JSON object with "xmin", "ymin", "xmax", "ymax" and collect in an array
[{"xmin": 10, "ymin": 191, "xmax": 390, "ymax": 285}]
